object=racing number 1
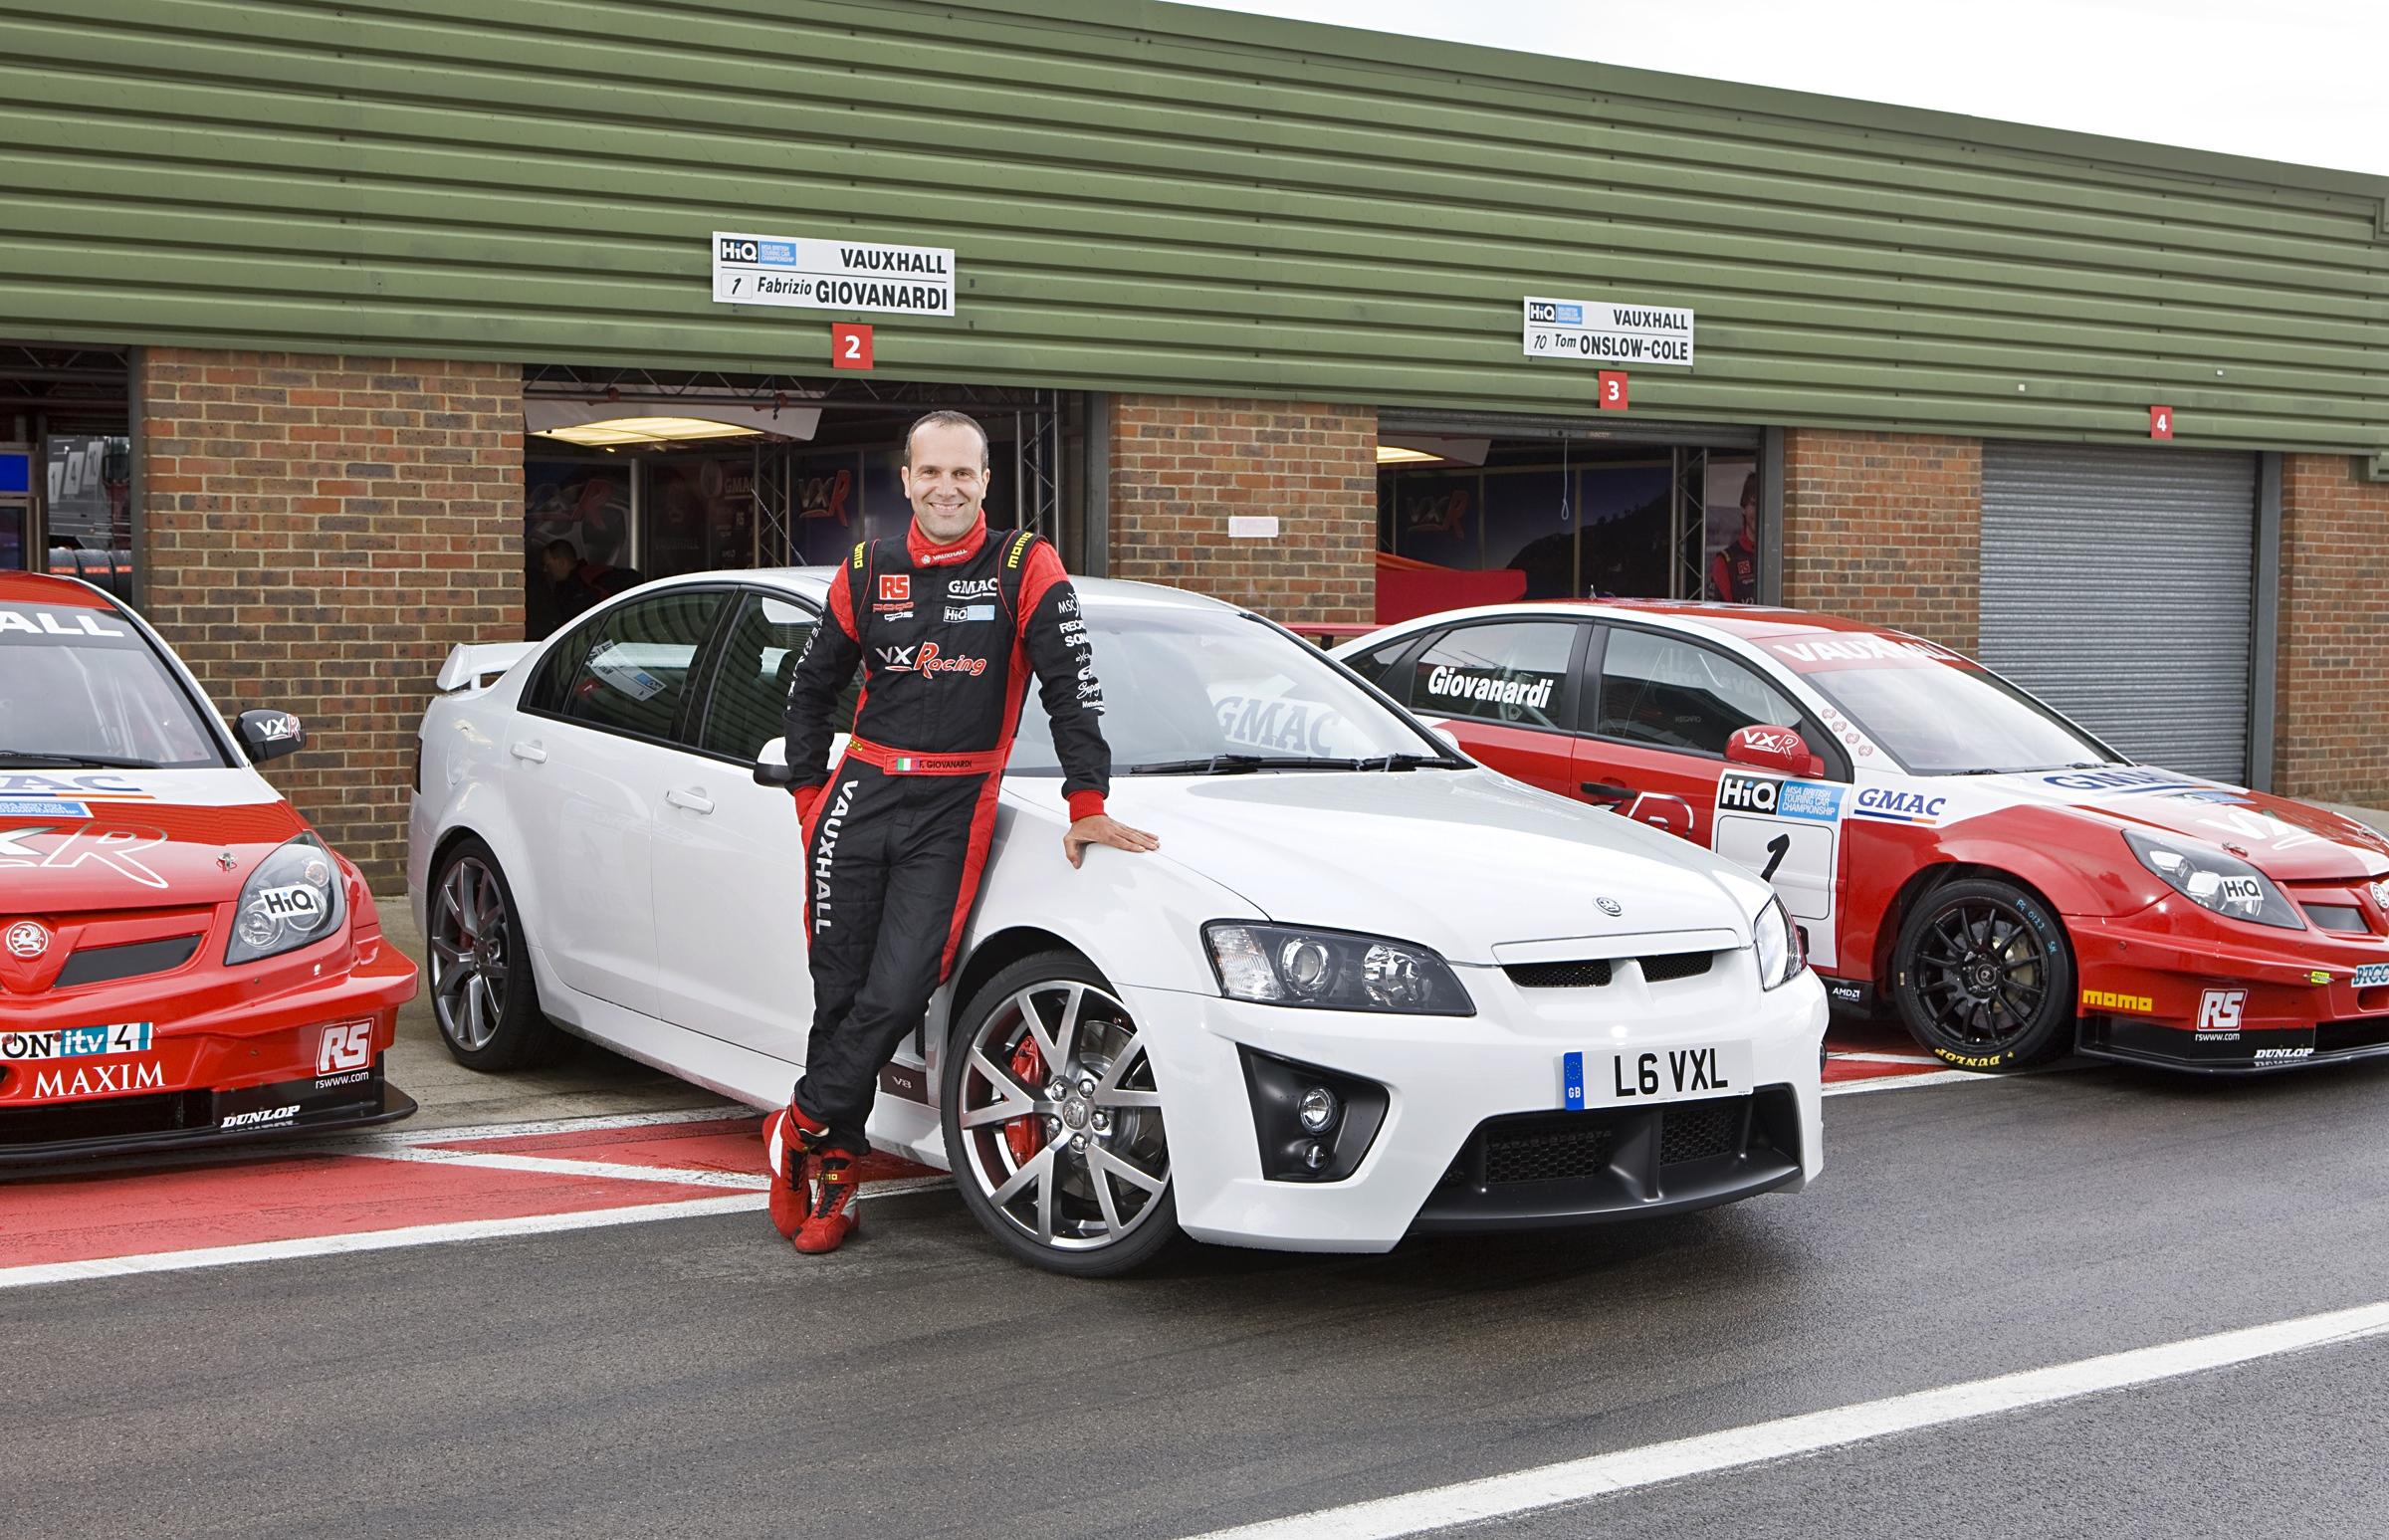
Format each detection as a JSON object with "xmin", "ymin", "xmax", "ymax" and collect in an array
[{"xmin": 1760, "ymin": 832, "xmax": 1791, "ymax": 881}]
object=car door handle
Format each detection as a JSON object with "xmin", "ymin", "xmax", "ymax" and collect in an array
[
  {"xmin": 1580, "ymin": 780, "xmax": 1633, "ymax": 803},
  {"xmin": 509, "ymin": 741, "xmax": 547, "ymax": 764},
  {"xmin": 664, "ymin": 788, "xmax": 715, "ymax": 814}
]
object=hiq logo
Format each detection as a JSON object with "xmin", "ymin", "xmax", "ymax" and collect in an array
[
  {"xmin": 718, "ymin": 237, "xmax": 759, "ymax": 263},
  {"xmin": 1717, "ymin": 773, "xmax": 1780, "ymax": 814}
]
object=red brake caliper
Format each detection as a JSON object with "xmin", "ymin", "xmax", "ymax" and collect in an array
[{"xmin": 1004, "ymin": 1037, "xmax": 1048, "ymax": 1166}]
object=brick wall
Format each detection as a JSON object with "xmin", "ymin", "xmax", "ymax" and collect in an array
[
  {"xmin": 138, "ymin": 349, "xmax": 523, "ymax": 890},
  {"xmin": 1107, "ymin": 395, "xmax": 1375, "ymax": 623},
  {"xmin": 1780, "ymin": 429, "xmax": 1982, "ymax": 652},
  {"xmin": 2275, "ymin": 454, "xmax": 2389, "ymax": 805}
]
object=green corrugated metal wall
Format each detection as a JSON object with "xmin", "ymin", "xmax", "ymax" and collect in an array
[{"xmin": 0, "ymin": 0, "xmax": 2383, "ymax": 453}]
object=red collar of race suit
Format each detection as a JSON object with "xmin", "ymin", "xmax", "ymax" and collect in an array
[{"xmin": 907, "ymin": 512, "xmax": 988, "ymax": 566}]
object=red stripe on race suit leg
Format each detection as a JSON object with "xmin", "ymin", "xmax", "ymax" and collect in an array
[{"xmin": 941, "ymin": 771, "xmax": 1006, "ymax": 979}]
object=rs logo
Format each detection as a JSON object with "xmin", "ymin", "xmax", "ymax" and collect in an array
[
  {"xmin": 2197, "ymin": 990, "xmax": 2246, "ymax": 1031},
  {"xmin": 318, "ymin": 1021, "xmax": 372, "ymax": 1074},
  {"xmin": 878, "ymin": 574, "xmax": 910, "ymax": 604}
]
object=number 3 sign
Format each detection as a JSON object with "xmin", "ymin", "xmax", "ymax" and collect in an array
[
  {"xmin": 832, "ymin": 322, "xmax": 874, "ymax": 371},
  {"xmin": 1598, "ymin": 370, "xmax": 1629, "ymax": 411}
]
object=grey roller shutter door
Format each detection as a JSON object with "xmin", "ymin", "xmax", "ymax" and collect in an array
[{"xmin": 1980, "ymin": 443, "xmax": 2257, "ymax": 781}]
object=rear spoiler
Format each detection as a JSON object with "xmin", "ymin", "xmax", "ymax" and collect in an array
[{"xmin": 435, "ymin": 641, "xmax": 539, "ymax": 694}]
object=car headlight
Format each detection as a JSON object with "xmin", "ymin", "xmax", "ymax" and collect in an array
[
  {"xmin": 1203, "ymin": 923, "xmax": 1474, "ymax": 1015},
  {"xmin": 2123, "ymin": 828, "xmax": 2303, "ymax": 930},
  {"xmin": 1754, "ymin": 895, "xmax": 1806, "ymax": 990},
  {"xmin": 226, "ymin": 834, "xmax": 348, "ymax": 964}
]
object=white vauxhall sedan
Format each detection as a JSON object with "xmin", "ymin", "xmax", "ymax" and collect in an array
[{"xmin": 408, "ymin": 570, "xmax": 1825, "ymax": 1273}]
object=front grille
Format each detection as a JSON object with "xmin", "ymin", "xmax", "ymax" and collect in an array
[
  {"xmin": 1506, "ymin": 959, "xmax": 1613, "ymax": 989},
  {"xmin": 2316, "ymin": 1017, "xmax": 2389, "ymax": 1055},
  {"xmin": 54, "ymin": 935, "xmax": 202, "ymax": 989},
  {"xmin": 1482, "ymin": 1122, "xmax": 1616, "ymax": 1184},
  {"xmin": 1640, "ymin": 951, "xmax": 1715, "ymax": 985},
  {"xmin": 2303, "ymin": 904, "xmax": 2368, "ymax": 934},
  {"xmin": 1502, "ymin": 951, "xmax": 1716, "ymax": 990},
  {"xmin": 0, "ymin": 1088, "xmax": 213, "ymax": 1145},
  {"xmin": 1659, "ymin": 1099, "xmax": 1743, "ymax": 1165}
]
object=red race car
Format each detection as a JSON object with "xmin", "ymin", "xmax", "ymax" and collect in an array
[
  {"xmin": 0, "ymin": 572, "xmax": 416, "ymax": 1161},
  {"xmin": 1339, "ymin": 600, "xmax": 2389, "ymax": 1074}
]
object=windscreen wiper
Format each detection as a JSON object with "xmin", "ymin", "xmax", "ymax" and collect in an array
[
  {"xmin": 0, "ymin": 750, "xmax": 159, "ymax": 769},
  {"xmin": 1126, "ymin": 754, "xmax": 1374, "ymax": 775},
  {"xmin": 1354, "ymin": 753, "xmax": 1463, "ymax": 770}
]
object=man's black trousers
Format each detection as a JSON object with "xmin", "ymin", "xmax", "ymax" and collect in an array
[{"xmin": 793, "ymin": 758, "xmax": 1002, "ymax": 1155}]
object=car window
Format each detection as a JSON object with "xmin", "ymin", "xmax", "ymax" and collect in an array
[
  {"xmin": 554, "ymin": 588, "xmax": 726, "ymax": 745},
  {"xmin": 1007, "ymin": 605, "xmax": 1445, "ymax": 773},
  {"xmin": 1342, "ymin": 634, "xmax": 1418, "ymax": 703},
  {"xmin": 1597, "ymin": 627, "xmax": 1803, "ymax": 757},
  {"xmin": 1401, "ymin": 621, "xmax": 1576, "ymax": 731},
  {"xmin": 0, "ymin": 598, "xmax": 225, "ymax": 768},
  {"xmin": 695, "ymin": 591, "xmax": 862, "ymax": 761}
]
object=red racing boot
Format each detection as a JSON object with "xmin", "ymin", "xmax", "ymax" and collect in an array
[
  {"xmin": 792, "ymin": 1153, "xmax": 862, "ymax": 1255},
  {"xmin": 763, "ymin": 1101, "xmax": 830, "ymax": 1240}
]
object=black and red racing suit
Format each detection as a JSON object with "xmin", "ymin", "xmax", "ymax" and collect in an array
[{"xmin": 781, "ymin": 513, "xmax": 1110, "ymax": 1155}]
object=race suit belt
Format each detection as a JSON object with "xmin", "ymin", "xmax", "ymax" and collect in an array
[{"xmin": 845, "ymin": 737, "xmax": 1008, "ymax": 775}]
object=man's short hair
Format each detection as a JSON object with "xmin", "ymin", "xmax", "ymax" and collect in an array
[
  {"xmin": 543, "ymin": 538, "xmax": 579, "ymax": 561},
  {"xmin": 1738, "ymin": 472, "xmax": 1760, "ymax": 509},
  {"xmin": 904, "ymin": 409, "xmax": 990, "ymax": 469}
]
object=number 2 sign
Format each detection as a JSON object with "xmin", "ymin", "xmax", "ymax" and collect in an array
[
  {"xmin": 832, "ymin": 322, "xmax": 874, "ymax": 371},
  {"xmin": 1598, "ymin": 370, "xmax": 1629, "ymax": 411}
]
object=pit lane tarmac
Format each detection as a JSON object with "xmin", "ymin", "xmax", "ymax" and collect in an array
[{"xmin": 10, "ymin": 1052, "xmax": 2389, "ymax": 1540}]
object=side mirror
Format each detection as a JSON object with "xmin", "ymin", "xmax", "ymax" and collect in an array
[
  {"xmin": 753, "ymin": 736, "xmax": 797, "ymax": 788},
  {"xmin": 236, "ymin": 709, "xmax": 306, "ymax": 765},
  {"xmin": 1725, "ymin": 725, "xmax": 1820, "ymax": 777}
]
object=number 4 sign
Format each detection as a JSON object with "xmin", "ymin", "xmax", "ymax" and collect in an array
[
  {"xmin": 832, "ymin": 322, "xmax": 874, "ymax": 371},
  {"xmin": 2150, "ymin": 404, "xmax": 2173, "ymax": 440},
  {"xmin": 1598, "ymin": 370, "xmax": 1629, "ymax": 411}
]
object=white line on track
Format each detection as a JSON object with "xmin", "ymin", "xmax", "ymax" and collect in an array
[
  {"xmin": 374, "ymin": 1104, "xmax": 759, "ymax": 1148},
  {"xmin": 1821, "ymin": 1067, "xmax": 1981, "ymax": 1096},
  {"xmin": 1180, "ymin": 1298, "xmax": 2389, "ymax": 1540},
  {"xmin": 0, "ymin": 1174, "xmax": 960, "ymax": 1291},
  {"xmin": 0, "ymin": 1193, "xmax": 768, "ymax": 1291},
  {"xmin": 356, "ymin": 1145, "xmax": 772, "ymax": 1190}
]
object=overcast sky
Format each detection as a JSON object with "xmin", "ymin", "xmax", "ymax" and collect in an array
[{"xmin": 1176, "ymin": 0, "xmax": 2389, "ymax": 177}]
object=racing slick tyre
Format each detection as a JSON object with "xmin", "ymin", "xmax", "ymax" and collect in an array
[
  {"xmin": 426, "ymin": 838, "xmax": 567, "ymax": 1072},
  {"xmin": 942, "ymin": 952, "xmax": 1182, "ymax": 1278},
  {"xmin": 1890, "ymin": 876, "xmax": 2076, "ymax": 1072}
]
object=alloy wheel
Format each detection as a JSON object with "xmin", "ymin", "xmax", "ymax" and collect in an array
[
  {"xmin": 955, "ymin": 980, "xmax": 1170, "ymax": 1253},
  {"xmin": 428, "ymin": 855, "xmax": 512, "ymax": 1052}
]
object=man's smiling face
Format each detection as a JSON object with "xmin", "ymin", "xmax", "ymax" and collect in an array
[{"xmin": 902, "ymin": 419, "xmax": 989, "ymax": 543}]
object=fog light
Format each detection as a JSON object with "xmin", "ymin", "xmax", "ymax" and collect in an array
[
  {"xmin": 1296, "ymin": 1085, "xmax": 1340, "ymax": 1134},
  {"xmin": 1302, "ymin": 1140, "xmax": 1331, "ymax": 1172}
]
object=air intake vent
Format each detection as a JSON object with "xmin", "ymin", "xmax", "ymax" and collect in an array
[
  {"xmin": 55, "ymin": 935, "xmax": 203, "ymax": 990},
  {"xmin": 1505, "ymin": 959, "xmax": 1613, "ymax": 989},
  {"xmin": 1639, "ymin": 951, "xmax": 1714, "ymax": 984}
]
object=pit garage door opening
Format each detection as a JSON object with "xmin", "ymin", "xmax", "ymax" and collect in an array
[
  {"xmin": 1374, "ymin": 411, "xmax": 1763, "ymax": 625},
  {"xmin": 521, "ymin": 369, "xmax": 1084, "ymax": 641}
]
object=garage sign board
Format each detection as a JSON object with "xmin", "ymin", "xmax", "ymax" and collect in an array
[
  {"xmin": 713, "ymin": 231, "xmax": 957, "ymax": 317},
  {"xmin": 1524, "ymin": 297, "xmax": 1695, "ymax": 367}
]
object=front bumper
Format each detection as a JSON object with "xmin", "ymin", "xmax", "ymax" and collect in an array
[
  {"xmin": 0, "ymin": 1063, "xmax": 416, "ymax": 1167},
  {"xmin": 2070, "ymin": 906, "xmax": 2389, "ymax": 1075},
  {"xmin": 1124, "ymin": 963, "xmax": 1827, "ymax": 1253},
  {"xmin": 0, "ymin": 925, "xmax": 418, "ymax": 1165}
]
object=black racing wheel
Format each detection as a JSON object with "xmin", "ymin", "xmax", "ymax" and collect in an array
[
  {"xmin": 425, "ymin": 838, "xmax": 568, "ymax": 1071},
  {"xmin": 1890, "ymin": 876, "xmax": 2075, "ymax": 1071}
]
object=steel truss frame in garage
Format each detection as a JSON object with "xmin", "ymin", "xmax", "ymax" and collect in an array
[{"xmin": 523, "ymin": 366, "xmax": 1072, "ymax": 567}]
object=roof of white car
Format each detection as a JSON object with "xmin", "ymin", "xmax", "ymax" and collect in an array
[{"xmin": 679, "ymin": 566, "xmax": 1241, "ymax": 614}]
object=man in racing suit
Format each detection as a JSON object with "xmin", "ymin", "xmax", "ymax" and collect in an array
[{"xmin": 765, "ymin": 410, "xmax": 1159, "ymax": 1254}]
